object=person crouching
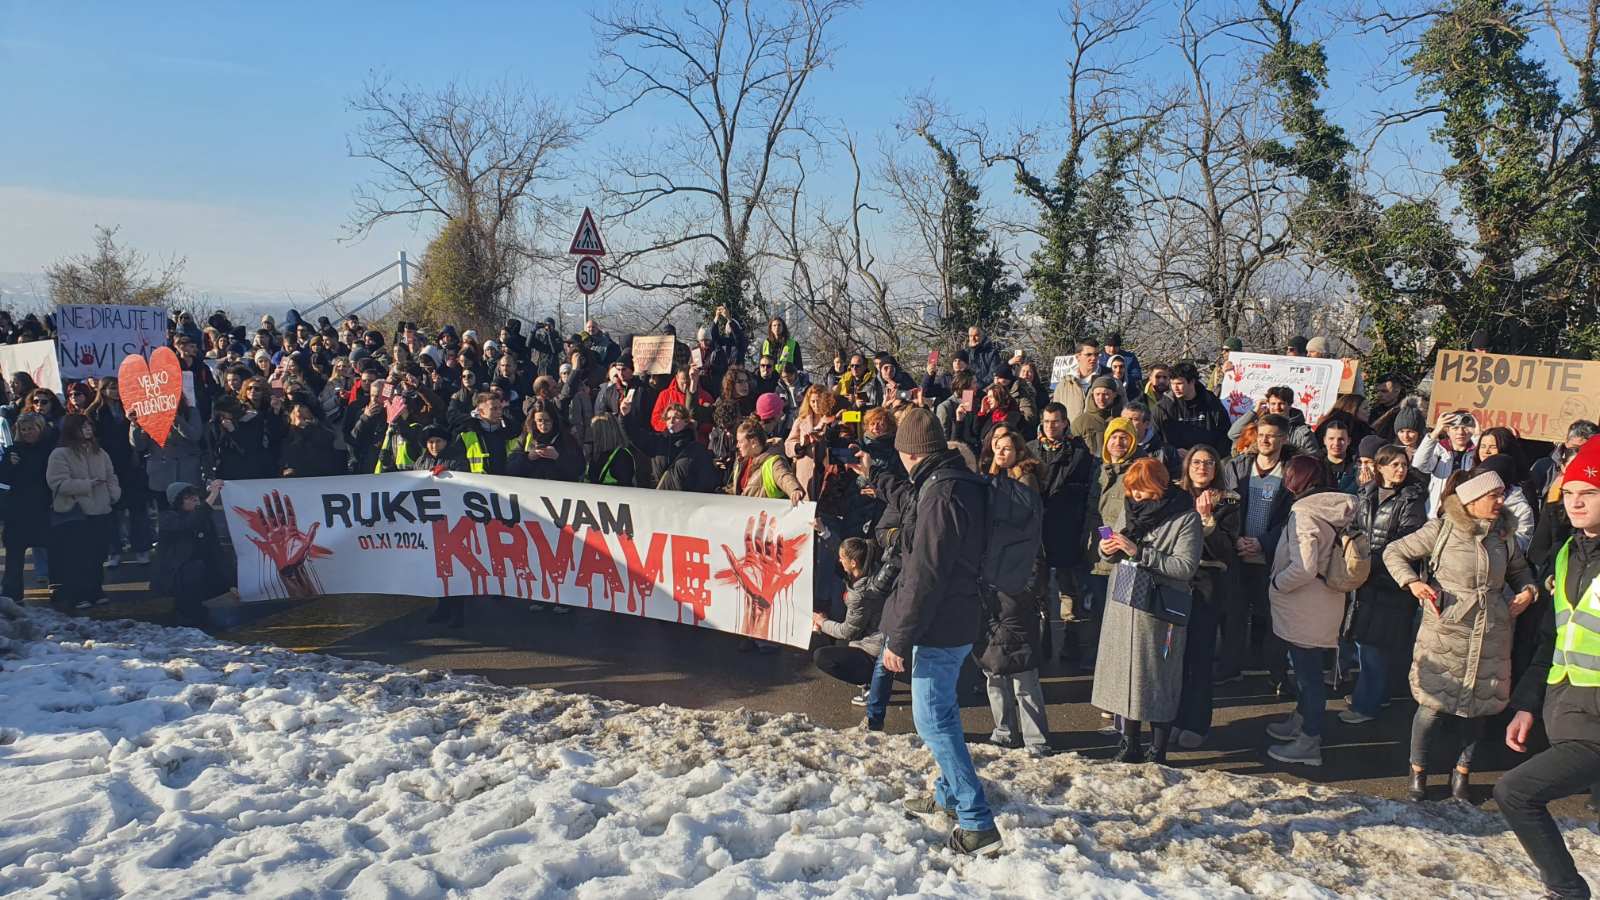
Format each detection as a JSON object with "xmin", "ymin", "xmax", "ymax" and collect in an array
[{"xmin": 152, "ymin": 482, "xmax": 229, "ymax": 626}]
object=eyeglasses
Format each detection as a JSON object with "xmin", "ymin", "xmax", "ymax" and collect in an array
[
  {"xmin": 1190, "ymin": 459, "xmax": 1216, "ymax": 468},
  {"xmin": 850, "ymin": 363, "xmax": 866, "ymax": 370}
]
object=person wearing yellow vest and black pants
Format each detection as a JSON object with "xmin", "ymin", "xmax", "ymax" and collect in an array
[
  {"xmin": 726, "ymin": 418, "xmax": 805, "ymax": 654},
  {"xmin": 447, "ymin": 391, "xmax": 517, "ymax": 476},
  {"xmin": 428, "ymin": 391, "xmax": 519, "ymax": 628},
  {"xmin": 1498, "ymin": 436, "xmax": 1600, "ymax": 900},
  {"xmin": 372, "ymin": 396, "xmax": 425, "ymax": 473}
]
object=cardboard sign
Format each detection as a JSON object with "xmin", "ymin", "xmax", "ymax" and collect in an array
[
  {"xmin": 1216, "ymin": 352, "xmax": 1344, "ymax": 426},
  {"xmin": 1339, "ymin": 358, "xmax": 1361, "ymax": 395},
  {"xmin": 632, "ymin": 335, "xmax": 676, "ymax": 376},
  {"xmin": 0, "ymin": 340, "xmax": 63, "ymax": 395},
  {"xmin": 1428, "ymin": 350, "xmax": 1600, "ymax": 443},
  {"xmin": 56, "ymin": 304, "xmax": 168, "ymax": 380},
  {"xmin": 118, "ymin": 347, "xmax": 184, "ymax": 447}
]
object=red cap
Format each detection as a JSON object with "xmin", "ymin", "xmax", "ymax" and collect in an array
[{"xmin": 1564, "ymin": 436, "xmax": 1600, "ymax": 490}]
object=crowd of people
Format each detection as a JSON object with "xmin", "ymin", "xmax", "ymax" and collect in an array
[{"xmin": 0, "ymin": 306, "xmax": 1597, "ymax": 886}]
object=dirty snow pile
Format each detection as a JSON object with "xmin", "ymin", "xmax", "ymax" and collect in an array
[{"xmin": 0, "ymin": 603, "xmax": 1594, "ymax": 899}]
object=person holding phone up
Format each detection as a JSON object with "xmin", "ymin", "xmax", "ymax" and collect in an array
[{"xmin": 1415, "ymin": 410, "xmax": 1479, "ymax": 516}]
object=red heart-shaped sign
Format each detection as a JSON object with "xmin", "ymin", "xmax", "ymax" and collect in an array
[{"xmin": 118, "ymin": 347, "xmax": 184, "ymax": 447}]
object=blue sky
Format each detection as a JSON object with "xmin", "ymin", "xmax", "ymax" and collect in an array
[{"xmin": 0, "ymin": 0, "xmax": 1411, "ymax": 307}]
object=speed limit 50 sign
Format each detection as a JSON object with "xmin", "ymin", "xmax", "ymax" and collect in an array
[{"xmin": 575, "ymin": 255, "xmax": 601, "ymax": 295}]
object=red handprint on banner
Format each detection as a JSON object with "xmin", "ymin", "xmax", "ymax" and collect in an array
[
  {"xmin": 232, "ymin": 490, "xmax": 332, "ymax": 598},
  {"xmin": 714, "ymin": 511, "xmax": 809, "ymax": 641}
]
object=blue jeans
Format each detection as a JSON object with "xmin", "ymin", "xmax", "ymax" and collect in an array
[
  {"xmin": 1287, "ymin": 644, "xmax": 1325, "ymax": 738},
  {"xmin": 911, "ymin": 644, "xmax": 994, "ymax": 831},
  {"xmin": 864, "ymin": 649, "xmax": 894, "ymax": 725},
  {"xmin": 1348, "ymin": 641, "xmax": 1387, "ymax": 717}
]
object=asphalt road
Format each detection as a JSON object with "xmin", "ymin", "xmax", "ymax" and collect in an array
[{"xmin": 14, "ymin": 548, "xmax": 1595, "ymax": 820}]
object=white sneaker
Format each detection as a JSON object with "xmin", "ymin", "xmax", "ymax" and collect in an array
[
  {"xmin": 74, "ymin": 599, "xmax": 93, "ymax": 610},
  {"xmin": 850, "ymin": 688, "xmax": 869, "ymax": 707},
  {"xmin": 1338, "ymin": 709, "xmax": 1376, "ymax": 725},
  {"xmin": 1268, "ymin": 733, "xmax": 1323, "ymax": 766},
  {"xmin": 131, "ymin": 552, "xmax": 150, "ymax": 565},
  {"xmin": 104, "ymin": 556, "xmax": 121, "ymax": 569},
  {"xmin": 1265, "ymin": 713, "xmax": 1303, "ymax": 742},
  {"xmin": 94, "ymin": 596, "xmax": 111, "ymax": 606}
]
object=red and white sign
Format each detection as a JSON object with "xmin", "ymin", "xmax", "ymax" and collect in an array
[
  {"xmin": 222, "ymin": 472, "xmax": 818, "ymax": 649},
  {"xmin": 568, "ymin": 208, "xmax": 608, "ymax": 256},
  {"xmin": 118, "ymin": 346, "xmax": 184, "ymax": 447},
  {"xmin": 1217, "ymin": 352, "xmax": 1344, "ymax": 426},
  {"xmin": 575, "ymin": 255, "xmax": 602, "ymax": 295}
]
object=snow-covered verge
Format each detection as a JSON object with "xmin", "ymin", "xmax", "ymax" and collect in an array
[{"xmin": 0, "ymin": 602, "xmax": 1593, "ymax": 899}]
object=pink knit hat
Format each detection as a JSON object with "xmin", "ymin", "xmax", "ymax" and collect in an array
[{"xmin": 755, "ymin": 392, "xmax": 785, "ymax": 420}]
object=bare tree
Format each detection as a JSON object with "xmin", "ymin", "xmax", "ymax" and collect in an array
[
  {"xmin": 1123, "ymin": 0, "xmax": 1296, "ymax": 349},
  {"xmin": 47, "ymin": 225, "xmax": 185, "ymax": 307},
  {"xmin": 346, "ymin": 77, "xmax": 578, "ymax": 324},
  {"xmin": 590, "ymin": 0, "xmax": 857, "ymax": 325},
  {"xmin": 763, "ymin": 133, "xmax": 936, "ymax": 359}
]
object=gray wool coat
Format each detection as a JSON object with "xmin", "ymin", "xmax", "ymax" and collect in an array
[
  {"xmin": 1382, "ymin": 495, "xmax": 1537, "ymax": 718},
  {"xmin": 1091, "ymin": 507, "xmax": 1203, "ymax": 723}
]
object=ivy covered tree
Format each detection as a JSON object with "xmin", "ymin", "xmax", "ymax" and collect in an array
[
  {"xmin": 922, "ymin": 132, "xmax": 1022, "ymax": 334},
  {"xmin": 1259, "ymin": 0, "xmax": 1600, "ymax": 380}
]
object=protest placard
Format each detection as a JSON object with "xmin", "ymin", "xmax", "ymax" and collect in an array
[
  {"xmin": 1216, "ymin": 352, "xmax": 1344, "ymax": 425},
  {"xmin": 1428, "ymin": 350, "xmax": 1600, "ymax": 443},
  {"xmin": 0, "ymin": 340, "xmax": 63, "ymax": 395},
  {"xmin": 223, "ymin": 472, "xmax": 817, "ymax": 649},
  {"xmin": 55, "ymin": 304, "xmax": 168, "ymax": 380},
  {"xmin": 1050, "ymin": 355, "xmax": 1074, "ymax": 392},
  {"xmin": 631, "ymin": 335, "xmax": 677, "ymax": 375}
]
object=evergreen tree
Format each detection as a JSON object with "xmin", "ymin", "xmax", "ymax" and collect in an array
[
  {"xmin": 924, "ymin": 133, "xmax": 1021, "ymax": 333},
  {"xmin": 1260, "ymin": 0, "xmax": 1600, "ymax": 380}
]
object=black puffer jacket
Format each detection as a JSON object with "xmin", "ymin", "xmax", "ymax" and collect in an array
[
  {"xmin": 1346, "ymin": 472, "xmax": 1429, "ymax": 646},
  {"xmin": 880, "ymin": 450, "xmax": 987, "ymax": 657}
]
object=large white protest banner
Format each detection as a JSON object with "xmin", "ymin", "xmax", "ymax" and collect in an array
[
  {"xmin": 222, "ymin": 472, "xmax": 818, "ymax": 649},
  {"xmin": 55, "ymin": 304, "xmax": 168, "ymax": 380},
  {"xmin": 0, "ymin": 340, "xmax": 63, "ymax": 395},
  {"xmin": 1216, "ymin": 352, "xmax": 1345, "ymax": 425}
]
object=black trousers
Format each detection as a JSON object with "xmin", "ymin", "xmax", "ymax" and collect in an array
[
  {"xmin": 1217, "ymin": 562, "xmax": 1285, "ymax": 683},
  {"xmin": 50, "ymin": 515, "xmax": 109, "ymax": 607},
  {"xmin": 3, "ymin": 527, "xmax": 42, "ymax": 600},
  {"xmin": 1493, "ymin": 739, "xmax": 1600, "ymax": 899},
  {"xmin": 1175, "ymin": 587, "xmax": 1218, "ymax": 735}
]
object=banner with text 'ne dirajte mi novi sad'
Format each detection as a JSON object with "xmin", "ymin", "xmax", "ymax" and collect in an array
[{"xmin": 222, "ymin": 472, "xmax": 818, "ymax": 649}]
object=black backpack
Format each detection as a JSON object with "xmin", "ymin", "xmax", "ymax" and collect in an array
[{"xmin": 922, "ymin": 469, "xmax": 1044, "ymax": 595}]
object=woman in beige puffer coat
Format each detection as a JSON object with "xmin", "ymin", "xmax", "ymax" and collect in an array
[
  {"xmin": 1382, "ymin": 469, "xmax": 1537, "ymax": 802},
  {"xmin": 45, "ymin": 414, "xmax": 121, "ymax": 611}
]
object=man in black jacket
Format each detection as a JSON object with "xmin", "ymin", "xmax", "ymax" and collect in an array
[
  {"xmin": 1497, "ymin": 437, "xmax": 1600, "ymax": 900},
  {"xmin": 1157, "ymin": 362, "xmax": 1230, "ymax": 455},
  {"xmin": 879, "ymin": 408, "xmax": 1002, "ymax": 857},
  {"xmin": 964, "ymin": 326, "xmax": 1003, "ymax": 389},
  {"xmin": 1028, "ymin": 402, "xmax": 1094, "ymax": 662},
  {"xmin": 1217, "ymin": 413, "xmax": 1300, "ymax": 690}
]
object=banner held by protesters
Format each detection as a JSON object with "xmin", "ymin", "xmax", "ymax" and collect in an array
[
  {"xmin": 1216, "ymin": 352, "xmax": 1344, "ymax": 425},
  {"xmin": 55, "ymin": 303, "xmax": 169, "ymax": 380},
  {"xmin": 221, "ymin": 471, "xmax": 817, "ymax": 649},
  {"xmin": 1428, "ymin": 349, "xmax": 1600, "ymax": 444}
]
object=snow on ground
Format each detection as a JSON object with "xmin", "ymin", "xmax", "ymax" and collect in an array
[{"xmin": 0, "ymin": 601, "xmax": 1594, "ymax": 899}]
